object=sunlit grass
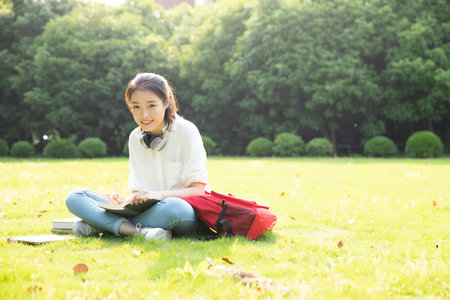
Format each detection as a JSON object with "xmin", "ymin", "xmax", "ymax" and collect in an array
[{"xmin": 0, "ymin": 157, "xmax": 449, "ymax": 299}]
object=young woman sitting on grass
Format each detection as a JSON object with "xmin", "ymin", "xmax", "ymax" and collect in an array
[{"xmin": 66, "ymin": 73, "xmax": 208, "ymax": 241}]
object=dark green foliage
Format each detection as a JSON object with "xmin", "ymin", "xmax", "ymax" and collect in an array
[
  {"xmin": 10, "ymin": 141, "xmax": 34, "ymax": 157},
  {"xmin": 306, "ymin": 138, "xmax": 333, "ymax": 157},
  {"xmin": 201, "ymin": 136, "xmax": 217, "ymax": 156},
  {"xmin": 43, "ymin": 138, "xmax": 78, "ymax": 158},
  {"xmin": 178, "ymin": 0, "xmax": 254, "ymax": 155},
  {"xmin": 364, "ymin": 136, "xmax": 398, "ymax": 157},
  {"xmin": 0, "ymin": 138, "xmax": 9, "ymax": 156},
  {"xmin": 246, "ymin": 137, "xmax": 273, "ymax": 157},
  {"xmin": 123, "ymin": 141, "xmax": 129, "ymax": 157},
  {"xmin": 78, "ymin": 138, "xmax": 107, "ymax": 158},
  {"xmin": 405, "ymin": 131, "xmax": 444, "ymax": 158},
  {"xmin": 0, "ymin": 0, "xmax": 449, "ymax": 156},
  {"xmin": 273, "ymin": 133, "xmax": 304, "ymax": 157}
]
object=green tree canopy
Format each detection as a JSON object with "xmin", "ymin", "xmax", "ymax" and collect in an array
[{"xmin": 16, "ymin": 2, "xmax": 172, "ymax": 152}]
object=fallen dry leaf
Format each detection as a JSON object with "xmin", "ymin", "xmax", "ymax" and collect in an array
[
  {"xmin": 27, "ymin": 285, "xmax": 42, "ymax": 293},
  {"xmin": 289, "ymin": 216, "xmax": 296, "ymax": 220},
  {"xmin": 222, "ymin": 257, "xmax": 234, "ymax": 265},
  {"xmin": 7, "ymin": 237, "xmax": 17, "ymax": 243},
  {"xmin": 433, "ymin": 200, "xmax": 437, "ymax": 206},
  {"xmin": 280, "ymin": 192, "xmax": 285, "ymax": 196},
  {"xmin": 37, "ymin": 214, "xmax": 43, "ymax": 218},
  {"xmin": 39, "ymin": 210, "xmax": 47, "ymax": 213},
  {"xmin": 233, "ymin": 271, "xmax": 289, "ymax": 294},
  {"xmin": 235, "ymin": 271, "xmax": 256, "ymax": 279},
  {"xmin": 337, "ymin": 240, "xmax": 344, "ymax": 248},
  {"xmin": 73, "ymin": 263, "xmax": 88, "ymax": 274}
]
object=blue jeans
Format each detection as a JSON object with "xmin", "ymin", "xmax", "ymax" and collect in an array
[{"xmin": 65, "ymin": 189, "xmax": 200, "ymax": 237}]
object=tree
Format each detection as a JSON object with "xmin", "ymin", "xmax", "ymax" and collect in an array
[
  {"xmin": 383, "ymin": 0, "xmax": 450, "ymax": 132},
  {"xmin": 178, "ymin": 0, "xmax": 255, "ymax": 154},
  {"xmin": 17, "ymin": 3, "xmax": 172, "ymax": 153},
  {"xmin": 228, "ymin": 0, "xmax": 385, "ymax": 153},
  {"xmin": 0, "ymin": 0, "xmax": 78, "ymax": 144}
]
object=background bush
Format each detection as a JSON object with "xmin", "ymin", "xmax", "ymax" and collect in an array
[
  {"xmin": 306, "ymin": 138, "xmax": 333, "ymax": 156},
  {"xmin": 405, "ymin": 131, "xmax": 444, "ymax": 158},
  {"xmin": 273, "ymin": 133, "xmax": 305, "ymax": 157},
  {"xmin": 202, "ymin": 136, "xmax": 217, "ymax": 155},
  {"xmin": 78, "ymin": 138, "xmax": 108, "ymax": 158},
  {"xmin": 246, "ymin": 137, "xmax": 274, "ymax": 157},
  {"xmin": 0, "ymin": 138, "xmax": 9, "ymax": 156},
  {"xmin": 364, "ymin": 136, "xmax": 398, "ymax": 157},
  {"xmin": 10, "ymin": 141, "xmax": 34, "ymax": 158},
  {"xmin": 43, "ymin": 138, "xmax": 78, "ymax": 158}
]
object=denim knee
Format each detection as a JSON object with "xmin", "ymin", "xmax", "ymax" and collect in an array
[
  {"xmin": 160, "ymin": 197, "xmax": 196, "ymax": 220},
  {"xmin": 65, "ymin": 189, "xmax": 84, "ymax": 210}
]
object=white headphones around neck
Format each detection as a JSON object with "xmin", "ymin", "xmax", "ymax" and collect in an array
[{"xmin": 140, "ymin": 123, "xmax": 169, "ymax": 151}]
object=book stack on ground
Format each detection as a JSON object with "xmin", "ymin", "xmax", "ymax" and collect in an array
[{"xmin": 51, "ymin": 217, "xmax": 81, "ymax": 233}]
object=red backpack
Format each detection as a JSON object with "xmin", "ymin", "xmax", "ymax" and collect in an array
[{"xmin": 183, "ymin": 190, "xmax": 277, "ymax": 240}]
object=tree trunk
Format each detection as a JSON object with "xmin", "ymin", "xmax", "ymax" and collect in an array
[
  {"xmin": 330, "ymin": 128, "xmax": 337, "ymax": 156},
  {"xmin": 427, "ymin": 118, "xmax": 434, "ymax": 132},
  {"xmin": 320, "ymin": 126, "xmax": 337, "ymax": 155}
]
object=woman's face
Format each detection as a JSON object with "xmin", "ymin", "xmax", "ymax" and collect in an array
[{"xmin": 129, "ymin": 89, "xmax": 168, "ymax": 136}]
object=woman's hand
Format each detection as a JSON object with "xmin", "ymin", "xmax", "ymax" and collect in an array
[
  {"xmin": 108, "ymin": 194, "xmax": 127, "ymax": 206},
  {"xmin": 130, "ymin": 190, "xmax": 164, "ymax": 205}
]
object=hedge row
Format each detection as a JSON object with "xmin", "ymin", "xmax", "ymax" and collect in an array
[
  {"xmin": 0, "ymin": 137, "xmax": 108, "ymax": 158},
  {"xmin": 0, "ymin": 131, "xmax": 444, "ymax": 158},
  {"xmin": 245, "ymin": 133, "xmax": 333, "ymax": 157},
  {"xmin": 245, "ymin": 131, "xmax": 445, "ymax": 158}
]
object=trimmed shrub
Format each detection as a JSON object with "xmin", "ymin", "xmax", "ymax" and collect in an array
[
  {"xmin": 246, "ymin": 137, "xmax": 273, "ymax": 157},
  {"xmin": 78, "ymin": 137, "xmax": 107, "ymax": 158},
  {"xmin": 273, "ymin": 133, "xmax": 305, "ymax": 157},
  {"xmin": 405, "ymin": 131, "xmax": 444, "ymax": 158},
  {"xmin": 123, "ymin": 141, "xmax": 129, "ymax": 156},
  {"xmin": 43, "ymin": 139, "xmax": 78, "ymax": 158},
  {"xmin": 0, "ymin": 138, "xmax": 9, "ymax": 156},
  {"xmin": 10, "ymin": 141, "xmax": 34, "ymax": 158},
  {"xmin": 306, "ymin": 138, "xmax": 333, "ymax": 156},
  {"xmin": 364, "ymin": 136, "xmax": 398, "ymax": 157},
  {"xmin": 202, "ymin": 136, "xmax": 216, "ymax": 155}
]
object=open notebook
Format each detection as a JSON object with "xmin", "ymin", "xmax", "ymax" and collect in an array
[{"xmin": 98, "ymin": 199, "xmax": 160, "ymax": 217}]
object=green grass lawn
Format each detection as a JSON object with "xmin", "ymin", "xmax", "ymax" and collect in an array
[{"xmin": 0, "ymin": 157, "xmax": 449, "ymax": 299}]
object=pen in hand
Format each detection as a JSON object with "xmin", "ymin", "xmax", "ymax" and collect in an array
[{"xmin": 114, "ymin": 184, "xmax": 124, "ymax": 206}]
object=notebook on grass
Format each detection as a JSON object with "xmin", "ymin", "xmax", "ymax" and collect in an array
[
  {"xmin": 7, "ymin": 235, "xmax": 78, "ymax": 245},
  {"xmin": 98, "ymin": 199, "xmax": 160, "ymax": 217}
]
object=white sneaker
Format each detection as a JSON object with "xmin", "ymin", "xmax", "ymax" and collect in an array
[
  {"xmin": 136, "ymin": 224, "xmax": 171, "ymax": 241},
  {"xmin": 72, "ymin": 221, "xmax": 101, "ymax": 236}
]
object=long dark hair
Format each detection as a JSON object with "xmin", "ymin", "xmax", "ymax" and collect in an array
[{"xmin": 125, "ymin": 73, "xmax": 178, "ymax": 124}]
